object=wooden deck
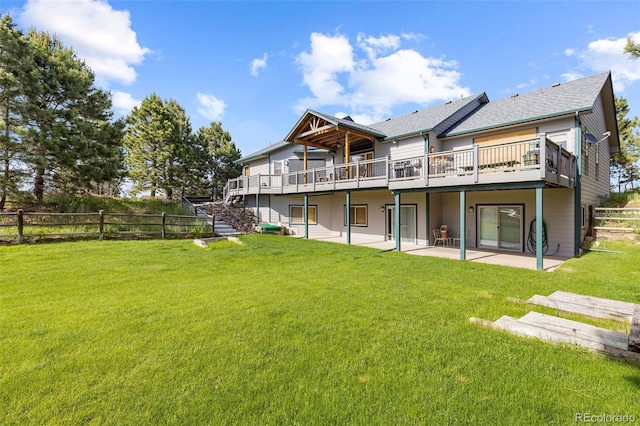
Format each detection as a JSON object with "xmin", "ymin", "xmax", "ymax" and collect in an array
[{"xmin": 471, "ymin": 291, "xmax": 640, "ymax": 363}]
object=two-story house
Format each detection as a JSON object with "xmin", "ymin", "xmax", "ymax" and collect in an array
[{"xmin": 224, "ymin": 72, "xmax": 619, "ymax": 270}]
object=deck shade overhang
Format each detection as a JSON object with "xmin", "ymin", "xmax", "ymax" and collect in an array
[{"xmin": 284, "ymin": 110, "xmax": 385, "ymax": 154}]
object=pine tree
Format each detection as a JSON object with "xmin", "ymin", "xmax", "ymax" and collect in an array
[
  {"xmin": 0, "ymin": 14, "xmax": 30, "ymax": 209},
  {"xmin": 123, "ymin": 94, "xmax": 194, "ymax": 198},
  {"xmin": 611, "ymin": 96, "xmax": 640, "ymax": 191},
  {"xmin": 194, "ymin": 122, "xmax": 242, "ymax": 199},
  {"xmin": 22, "ymin": 30, "xmax": 114, "ymax": 203}
]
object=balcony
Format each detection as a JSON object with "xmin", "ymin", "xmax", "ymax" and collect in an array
[{"xmin": 224, "ymin": 136, "xmax": 576, "ymax": 200}]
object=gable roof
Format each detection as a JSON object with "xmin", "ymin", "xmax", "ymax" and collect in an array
[
  {"xmin": 442, "ymin": 72, "xmax": 614, "ymax": 138},
  {"xmin": 237, "ymin": 140, "xmax": 290, "ymax": 163},
  {"xmin": 367, "ymin": 93, "xmax": 488, "ymax": 140}
]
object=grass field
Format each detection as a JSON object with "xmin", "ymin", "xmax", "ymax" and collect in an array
[{"xmin": 1, "ymin": 235, "xmax": 639, "ymax": 424}]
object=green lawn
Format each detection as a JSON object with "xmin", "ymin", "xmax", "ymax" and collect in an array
[{"xmin": 1, "ymin": 236, "xmax": 639, "ymax": 424}]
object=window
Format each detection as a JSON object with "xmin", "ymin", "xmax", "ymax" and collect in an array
[
  {"xmin": 583, "ymin": 129, "xmax": 590, "ymax": 174},
  {"xmin": 289, "ymin": 205, "xmax": 317, "ymax": 225},
  {"xmin": 547, "ymin": 131, "xmax": 568, "ymax": 149},
  {"xmin": 272, "ymin": 161, "xmax": 283, "ymax": 175},
  {"xmin": 243, "ymin": 165, "xmax": 250, "ymax": 176},
  {"xmin": 344, "ymin": 205, "xmax": 368, "ymax": 226}
]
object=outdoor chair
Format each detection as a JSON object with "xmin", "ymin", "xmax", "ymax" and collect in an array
[{"xmin": 432, "ymin": 228, "xmax": 448, "ymax": 246}]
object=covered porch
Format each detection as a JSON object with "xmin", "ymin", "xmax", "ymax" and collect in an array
[{"xmin": 294, "ymin": 234, "xmax": 567, "ymax": 271}]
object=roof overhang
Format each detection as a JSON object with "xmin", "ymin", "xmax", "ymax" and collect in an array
[{"xmin": 284, "ymin": 110, "xmax": 384, "ymax": 150}]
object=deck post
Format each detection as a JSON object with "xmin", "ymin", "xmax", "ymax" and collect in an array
[
  {"xmin": 459, "ymin": 190, "xmax": 466, "ymax": 260},
  {"xmin": 304, "ymin": 193, "xmax": 309, "ymax": 239},
  {"xmin": 574, "ymin": 114, "xmax": 582, "ymax": 255},
  {"xmin": 539, "ymin": 134, "xmax": 547, "ymax": 179},
  {"xmin": 256, "ymin": 193, "xmax": 260, "ymax": 224},
  {"xmin": 536, "ymin": 187, "xmax": 543, "ymax": 270},
  {"xmin": 395, "ymin": 192, "xmax": 401, "ymax": 252},
  {"xmin": 425, "ymin": 192, "xmax": 430, "ymax": 246},
  {"xmin": 346, "ymin": 191, "xmax": 351, "ymax": 245},
  {"xmin": 473, "ymin": 145, "xmax": 479, "ymax": 183}
]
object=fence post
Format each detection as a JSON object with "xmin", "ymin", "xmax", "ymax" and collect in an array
[
  {"xmin": 99, "ymin": 210, "xmax": 104, "ymax": 240},
  {"xmin": 161, "ymin": 212, "xmax": 166, "ymax": 239},
  {"xmin": 212, "ymin": 212, "xmax": 215, "ymax": 236},
  {"xmin": 17, "ymin": 209, "xmax": 24, "ymax": 244}
]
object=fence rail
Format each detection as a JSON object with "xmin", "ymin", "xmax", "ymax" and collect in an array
[
  {"xmin": 0, "ymin": 210, "xmax": 214, "ymax": 244},
  {"xmin": 593, "ymin": 207, "xmax": 640, "ymax": 233}
]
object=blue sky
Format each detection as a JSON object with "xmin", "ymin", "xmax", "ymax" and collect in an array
[{"xmin": 2, "ymin": 0, "xmax": 639, "ymax": 156}]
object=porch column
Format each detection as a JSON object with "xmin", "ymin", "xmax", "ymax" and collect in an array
[
  {"xmin": 536, "ymin": 187, "xmax": 543, "ymax": 270},
  {"xmin": 304, "ymin": 193, "xmax": 309, "ymax": 239},
  {"xmin": 395, "ymin": 192, "xmax": 401, "ymax": 252},
  {"xmin": 425, "ymin": 192, "xmax": 430, "ymax": 246},
  {"xmin": 459, "ymin": 190, "xmax": 466, "ymax": 260},
  {"xmin": 346, "ymin": 191, "xmax": 351, "ymax": 245}
]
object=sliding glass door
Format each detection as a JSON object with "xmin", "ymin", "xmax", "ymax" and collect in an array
[
  {"xmin": 478, "ymin": 205, "xmax": 523, "ymax": 251},
  {"xmin": 386, "ymin": 205, "xmax": 417, "ymax": 243}
]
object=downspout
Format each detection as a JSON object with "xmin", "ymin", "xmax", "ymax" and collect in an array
[{"xmin": 574, "ymin": 112, "xmax": 582, "ymax": 256}]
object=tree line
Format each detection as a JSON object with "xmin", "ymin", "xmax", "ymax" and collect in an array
[{"xmin": 0, "ymin": 14, "xmax": 241, "ymax": 211}]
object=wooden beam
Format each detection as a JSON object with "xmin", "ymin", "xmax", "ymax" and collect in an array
[{"xmin": 297, "ymin": 124, "xmax": 336, "ymax": 139}]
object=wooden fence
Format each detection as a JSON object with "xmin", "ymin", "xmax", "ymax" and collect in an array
[
  {"xmin": 0, "ymin": 210, "xmax": 214, "ymax": 244},
  {"xmin": 593, "ymin": 207, "xmax": 640, "ymax": 235}
]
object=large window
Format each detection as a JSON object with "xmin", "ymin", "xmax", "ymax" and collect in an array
[
  {"xmin": 344, "ymin": 205, "xmax": 368, "ymax": 226},
  {"xmin": 289, "ymin": 205, "xmax": 317, "ymax": 225}
]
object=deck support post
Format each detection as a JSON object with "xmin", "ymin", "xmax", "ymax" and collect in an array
[
  {"xmin": 346, "ymin": 191, "xmax": 351, "ymax": 245},
  {"xmin": 256, "ymin": 193, "xmax": 260, "ymax": 224},
  {"xmin": 536, "ymin": 187, "xmax": 544, "ymax": 270},
  {"xmin": 304, "ymin": 193, "xmax": 309, "ymax": 239},
  {"xmin": 425, "ymin": 192, "xmax": 430, "ymax": 246},
  {"xmin": 395, "ymin": 192, "xmax": 401, "ymax": 252},
  {"xmin": 574, "ymin": 113, "xmax": 582, "ymax": 256},
  {"xmin": 459, "ymin": 190, "xmax": 466, "ymax": 260}
]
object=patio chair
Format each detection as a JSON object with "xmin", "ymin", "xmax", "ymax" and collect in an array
[
  {"xmin": 451, "ymin": 228, "xmax": 462, "ymax": 246},
  {"xmin": 432, "ymin": 228, "xmax": 448, "ymax": 246}
]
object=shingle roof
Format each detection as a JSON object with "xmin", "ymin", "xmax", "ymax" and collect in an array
[
  {"xmin": 237, "ymin": 140, "xmax": 290, "ymax": 163},
  {"xmin": 308, "ymin": 110, "xmax": 387, "ymax": 138},
  {"xmin": 443, "ymin": 72, "xmax": 611, "ymax": 137},
  {"xmin": 367, "ymin": 94, "xmax": 486, "ymax": 138}
]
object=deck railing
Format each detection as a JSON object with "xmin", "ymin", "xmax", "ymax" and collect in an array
[{"xmin": 224, "ymin": 135, "xmax": 576, "ymax": 198}]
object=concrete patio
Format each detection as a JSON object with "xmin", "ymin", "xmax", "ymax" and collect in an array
[{"xmin": 297, "ymin": 235, "xmax": 568, "ymax": 271}]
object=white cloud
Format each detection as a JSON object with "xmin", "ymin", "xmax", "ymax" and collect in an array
[
  {"xmin": 294, "ymin": 32, "xmax": 471, "ymax": 121},
  {"xmin": 357, "ymin": 33, "xmax": 401, "ymax": 60},
  {"xmin": 295, "ymin": 32, "xmax": 355, "ymax": 107},
  {"xmin": 570, "ymin": 32, "xmax": 640, "ymax": 91},
  {"xmin": 19, "ymin": 0, "xmax": 150, "ymax": 86},
  {"xmin": 564, "ymin": 48, "xmax": 576, "ymax": 56},
  {"xmin": 250, "ymin": 53, "xmax": 268, "ymax": 77},
  {"xmin": 197, "ymin": 93, "xmax": 227, "ymax": 121},
  {"xmin": 111, "ymin": 91, "xmax": 140, "ymax": 115}
]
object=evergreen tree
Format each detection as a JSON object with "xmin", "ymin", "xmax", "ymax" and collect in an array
[
  {"xmin": 625, "ymin": 37, "xmax": 640, "ymax": 59},
  {"xmin": 124, "ymin": 94, "xmax": 194, "ymax": 198},
  {"xmin": 22, "ymin": 29, "xmax": 114, "ymax": 203},
  {"xmin": 194, "ymin": 122, "xmax": 242, "ymax": 199},
  {"xmin": 0, "ymin": 14, "xmax": 30, "ymax": 210},
  {"xmin": 611, "ymin": 96, "xmax": 640, "ymax": 191}
]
